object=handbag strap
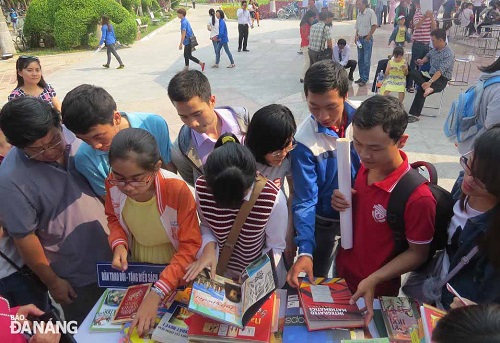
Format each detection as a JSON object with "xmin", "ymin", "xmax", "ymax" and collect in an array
[
  {"xmin": 216, "ymin": 175, "xmax": 267, "ymax": 276},
  {"xmin": 436, "ymin": 245, "xmax": 479, "ymax": 289},
  {"xmin": 0, "ymin": 249, "xmax": 24, "ymax": 274}
]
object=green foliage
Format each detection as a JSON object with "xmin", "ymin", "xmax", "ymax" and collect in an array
[
  {"xmin": 24, "ymin": 0, "xmax": 137, "ymax": 49},
  {"xmin": 221, "ymin": 5, "xmax": 237, "ymax": 19}
]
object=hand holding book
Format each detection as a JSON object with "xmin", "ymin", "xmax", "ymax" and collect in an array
[
  {"xmin": 349, "ymin": 275, "xmax": 379, "ymax": 327},
  {"xmin": 127, "ymin": 291, "xmax": 162, "ymax": 338},
  {"xmin": 184, "ymin": 241, "xmax": 217, "ymax": 283}
]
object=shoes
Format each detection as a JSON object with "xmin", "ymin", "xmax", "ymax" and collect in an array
[
  {"xmin": 211, "ymin": 64, "xmax": 219, "ymax": 68},
  {"xmin": 300, "ymin": 79, "xmax": 304, "ymax": 83},
  {"xmin": 407, "ymin": 87, "xmax": 415, "ymax": 93},
  {"xmin": 117, "ymin": 65, "xmax": 125, "ymax": 69},
  {"xmin": 354, "ymin": 78, "xmax": 363, "ymax": 84},
  {"xmin": 297, "ymin": 51, "xmax": 303, "ymax": 54},
  {"xmin": 102, "ymin": 64, "xmax": 109, "ymax": 68},
  {"xmin": 201, "ymin": 62, "xmax": 205, "ymax": 72},
  {"xmin": 243, "ymin": 49, "xmax": 250, "ymax": 52},
  {"xmin": 358, "ymin": 81, "xmax": 367, "ymax": 86},
  {"xmin": 238, "ymin": 48, "xmax": 241, "ymax": 52},
  {"xmin": 348, "ymin": 76, "xmax": 354, "ymax": 81},
  {"xmin": 227, "ymin": 64, "xmax": 236, "ymax": 68},
  {"xmin": 408, "ymin": 115, "xmax": 420, "ymax": 123}
]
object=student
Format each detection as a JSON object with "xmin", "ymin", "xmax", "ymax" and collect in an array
[
  {"xmin": 0, "ymin": 98, "xmax": 112, "ymax": 324},
  {"xmin": 388, "ymin": 15, "xmax": 412, "ymax": 46},
  {"xmin": 213, "ymin": 10, "xmax": 236, "ymax": 69},
  {"xmin": 207, "ymin": 8, "xmax": 219, "ymax": 57},
  {"xmin": 168, "ymin": 70, "xmax": 250, "ymax": 186},
  {"xmin": 380, "ymin": 46, "xmax": 408, "ymax": 102},
  {"xmin": 106, "ymin": 128, "xmax": 201, "ymax": 337},
  {"xmin": 439, "ymin": 125, "xmax": 500, "ymax": 309},
  {"xmin": 184, "ymin": 134, "xmax": 287, "ymax": 286},
  {"xmin": 177, "ymin": 8, "xmax": 205, "ymax": 71},
  {"xmin": 61, "ymin": 84, "xmax": 175, "ymax": 197},
  {"xmin": 245, "ymin": 104, "xmax": 297, "ymax": 265},
  {"xmin": 432, "ymin": 304, "xmax": 500, "ymax": 343},
  {"xmin": 100, "ymin": 16, "xmax": 125, "ymax": 69},
  {"xmin": 333, "ymin": 38, "xmax": 358, "ymax": 81},
  {"xmin": 286, "ymin": 60, "xmax": 361, "ymax": 288},
  {"xmin": 332, "ymin": 95, "xmax": 435, "ymax": 324}
]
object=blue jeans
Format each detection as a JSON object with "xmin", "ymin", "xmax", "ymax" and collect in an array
[
  {"xmin": 357, "ymin": 37, "xmax": 373, "ymax": 82},
  {"xmin": 407, "ymin": 41, "xmax": 430, "ymax": 89},
  {"xmin": 215, "ymin": 42, "xmax": 235, "ymax": 65},
  {"xmin": 0, "ymin": 270, "xmax": 50, "ymax": 311},
  {"xmin": 212, "ymin": 39, "xmax": 217, "ymax": 54}
]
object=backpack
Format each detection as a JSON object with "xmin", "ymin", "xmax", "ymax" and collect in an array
[
  {"xmin": 444, "ymin": 75, "xmax": 500, "ymax": 144},
  {"xmin": 387, "ymin": 161, "xmax": 454, "ymax": 265}
]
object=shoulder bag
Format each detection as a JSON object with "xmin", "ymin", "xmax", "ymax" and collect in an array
[{"xmin": 319, "ymin": 24, "xmax": 333, "ymax": 61}]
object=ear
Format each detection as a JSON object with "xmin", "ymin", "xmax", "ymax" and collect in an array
[
  {"xmin": 154, "ymin": 160, "xmax": 162, "ymax": 171},
  {"xmin": 397, "ymin": 134, "xmax": 409, "ymax": 149},
  {"xmin": 209, "ymin": 95, "xmax": 216, "ymax": 108},
  {"xmin": 113, "ymin": 111, "xmax": 121, "ymax": 126}
]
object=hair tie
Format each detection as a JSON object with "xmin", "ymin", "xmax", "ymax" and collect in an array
[{"xmin": 221, "ymin": 136, "xmax": 236, "ymax": 144}]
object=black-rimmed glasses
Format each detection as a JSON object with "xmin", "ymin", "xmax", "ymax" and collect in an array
[{"xmin": 108, "ymin": 172, "xmax": 155, "ymax": 187}]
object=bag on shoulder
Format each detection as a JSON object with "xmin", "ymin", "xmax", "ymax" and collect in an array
[
  {"xmin": 387, "ymin": 161, "xmax": 455, "ymax": 265},
  {"xmin": 453, "ymin": 11, "xmax": 461, "ymax": 25},
  {"xmin": 444, "ymin": 75, "xmax": 500, "ymax": 144},
  {"xmin": 190, "ymin": 34, "xmax": 199, "ymax": 47}
]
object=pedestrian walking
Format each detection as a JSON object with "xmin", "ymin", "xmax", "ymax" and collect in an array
[
  {"xmin": 178, "ymin": 8, "xmax": 205, "ymax": 71},
  {"xmin": 100, "ymin": 16, "xmax": 125, "ymax": 69},
  {"xmin": 212, "ymin": 10, "xmax": 236, "ymax": 68},
  {"xmin": 207, "ymin": 8, "xmax": 219, "ymax": 56}
]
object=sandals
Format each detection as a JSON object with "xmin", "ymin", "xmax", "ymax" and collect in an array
[
  {"xmin": 211, "ymin": 64, "xmax": 219, "ymax": 68},
  {"xmin": 227, "ymin": 64, "xmax": 236, "ymax": 68}
]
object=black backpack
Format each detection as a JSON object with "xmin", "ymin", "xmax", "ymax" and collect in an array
[{"xmin": 387, "ymin": 161, "xmax": 454, "ymax": 265}]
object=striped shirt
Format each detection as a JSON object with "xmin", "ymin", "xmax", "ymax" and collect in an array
[
  {"xmin": 412, "ymin": 10, "xmax": 432, "ymax": 43},
  {"xmin": 196, "ymin": 176, "xmax": 287, "ymax": 276}
]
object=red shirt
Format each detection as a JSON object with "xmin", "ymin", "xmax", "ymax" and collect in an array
[
  {"xmin": 300, "ymin": 23, "xmax": 311, "ymax": 47},
  {"xmin": 336, "ymin": 151, "xmax": 436, "ymax": 296}
]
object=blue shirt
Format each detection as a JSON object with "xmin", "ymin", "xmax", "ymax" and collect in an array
[
  {"xmin": 100, "ymin": 24, "xmax": 116, "ymax": 45},
  {"xmin": 218, "ymin": 18, "xmax": 229, "ymax": 44},
  {"xmin": 75, "ymin": 112, "xmax": 173, "ymax": 196},
  {"xmin": 180, "ymin": 17, "xmax": 193, "ymax": 46}
]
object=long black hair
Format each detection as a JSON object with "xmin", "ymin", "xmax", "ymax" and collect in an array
[
  {"xmin": 101, "ymin": 15, "xmax": 112, "ymax": 30},
  {"xmin": 15, "ymin": 56, "xmax": 48, "ymax": 89},
  {"xmin": 479, "ymin": 54, "xmax": 500, "ymax": 73},
  {"xmin": 300, "ymin": 9, "xmax": 315, "ymax": 26},
  {"xmin": 209, "ymin": 8, "xmax": 216, "ymax": 26}
]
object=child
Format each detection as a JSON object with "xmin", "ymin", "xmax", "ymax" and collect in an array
[
  {"xmin": 105, "ymin": 128, "xmax": 202, "ymax": 338},
  {"xmin": 388, "ymin": 15, "xmax": 412, "ymax": 46},
  {"xmin": 380, "ymin": 46, "xmax": 408, "ymax": 102},
  {"xmin": 332, "ymin": 95, "xmax": 435, "ymax": 324}
]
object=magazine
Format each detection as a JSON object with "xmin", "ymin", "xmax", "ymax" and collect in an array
[
  {"xmin": 90, "ymin": 288, "xmax": 126, "ymax": 332},
  {"xmin": 420, "ymin": 303, "xmax": 446, "ymax": 343},
  {"xmin": 151, "ymin": 301, "xmax": 193, "ymax": 343},
  {"xmin": 379, "ymin": 296, "xmax": 421, "ymax": 343},
  {"xmin": 188, "ymin": 251, "xmax": 278, "ymax": 329}
]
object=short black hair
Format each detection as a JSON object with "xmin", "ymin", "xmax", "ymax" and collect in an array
[
  {"xmin": 61, "ymin": 84, "xmax": 117, "ymax": 135},
  {"xmin": 431, "ymin": 28, "xmax": 447, "ymax": 41},
  {"xmin": 167, "ymin": 70, "xmax": 212, "ymax": 104},
  {"xmin": 205, "ymin": 135, "xmax": 256, "ymax": 209},
  {"xmin": 0, "ymin": 97, "xmax": 61, "ymax": 148},
  {"xmin": 337, "ymin": 38, "xmax": 347, "ymax": 46},
  {"xmin": 245, "ymin": 104, "xmax": 296, "ymax": 165},
  {"xmin": 304, "ymin": 60, "xmax": 349, "ymax": 98},
  {"xmin": 353, "ymin": 95, "xmax": 408, "ymax": 142},
  {"xmin": 393, "ymin": 46, "xmax": 404, "ymax": 57},
  {"xmin": 109, "ymin": 128, "xmax": 161, "ymax": 172},
  {"xmin": 319, "ymin": 11, "xmax": 328, "ymax": 21},
  {"xmin": 241, "ymin": 0, "xmax": 247, "ymax": 5}
]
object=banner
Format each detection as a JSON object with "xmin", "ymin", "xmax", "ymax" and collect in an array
[{"xmin": 96, "ymin": 262, "xmax": 166, "ymax": 288}]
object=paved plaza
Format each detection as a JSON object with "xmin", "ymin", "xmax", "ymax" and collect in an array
[{"xmin": 1, "ymin": 5, "xmax": 495, "ymax": 190}]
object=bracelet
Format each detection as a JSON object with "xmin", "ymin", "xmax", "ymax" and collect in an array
[{"xmin": 151, "ymin": 285, "xmax": 166, "ymax": 300}]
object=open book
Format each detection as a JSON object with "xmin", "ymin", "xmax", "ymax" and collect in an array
[{"xmin": 188, "ymin": 251, "xmax": 278, "ymax": 329}]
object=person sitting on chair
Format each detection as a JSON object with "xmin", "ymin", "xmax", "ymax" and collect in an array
[{"xmin": 333, "ymin": 38, "xmax": 358, "ymax": 81}]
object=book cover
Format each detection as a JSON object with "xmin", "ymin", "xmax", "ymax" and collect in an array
[
  {"xmin": 123, "ymin": 320, "xmax": 158, "ymax": 342},
  {"xmin": 341, "ymin": 339, "xmax": 390, "ymax": 343},
  {"xmin": 420, "ymin": 303, "xmax": 446, "ymax": 343},
  {"xmin": 298, "ymin": 277, "xmax": 364, "ymax": 331},
  {"xmin": 283, "ymin": 289, "xmax": 360, "ymax": 342},
  {"xmin": 90, "ymin": 288, "xmax": 126, "ymax": 332},
  {"xmin": 188, "ymin": 251, "xmax": 278, "ymax": 329},
  {"xmin": 113, "ymin": 283, "xmax": 151, "ymax": 323},
  {"xmin": 151, "ymin": 301, "xmax": 193, "ymax": 343},
  {"xmin": 187, "ymin": 292, "xmax": 275, "ymax": 343},
  {"xmin": 379, "ymin": 296, "xmax": 421, "ymax": 343}
]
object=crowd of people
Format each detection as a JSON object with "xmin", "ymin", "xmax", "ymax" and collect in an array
[{"xmin": 1, "ymin": 3, "xmax": 500, "ymax": 342}]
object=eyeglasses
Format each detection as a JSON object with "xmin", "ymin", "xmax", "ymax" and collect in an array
[
  {"xmin": 108, "ymin": 172, "xmax": 155, "ymax": 187},
  {"xmin": 24, "ymin": 136, "xmax": 63, "ymax": 160},
  {"xmin": 270, "ymin": 143, "xmax": 297, "ymax": 157},
  {"xmin": 459, "ymin": 152, "xmax": 472, "ymax": 176},
  {"xmin": 19, "ymin": 55, "xmax": 39, "ymax": 61}
]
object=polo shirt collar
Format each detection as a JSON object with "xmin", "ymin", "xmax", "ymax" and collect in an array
[
  {"xmin": 364, "ymin": 150, "xmax": 411, "ymax": 193},
  {"xmin": 192, "ymin": 109, "xmax": 232, "ymax": 146},
  {"xmin": 315, "ymin": 117, "xmax": 341, "ymax": 138}
]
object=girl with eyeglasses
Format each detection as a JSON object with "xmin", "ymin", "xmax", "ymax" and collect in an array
[
  {"xmin": 439, "ymin": 125, "xmax": 500, "ymax": 309},
  {"xmin": 245, "ymin": 104, "xmax": 297, "ymax": 267},
  {"xmin": 8, "ymin": 55, "xmax": 62, "ymax": 112},
  {"xmin": 105, "ymin": 128, "xmax": 201, "ymax": 337}
]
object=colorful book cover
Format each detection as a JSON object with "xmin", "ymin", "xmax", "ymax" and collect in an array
[
  {"xmin": 283, "ymin": 289, "xmax": 360, "ymax": 342},
  {"xmin": 379, "ymin": 296, "xmax": 421, "ymax": 343},
  {"xmin": 122, "ymin": 320, "xmax": 158, "ymax": 343},
  {"xmin": 188, "ymin": 251, "xmax": 278, "ymax": 329},
  {"xmin": 113, "ymin": 283, "xmax": 151, "ymax": 323},
  {"xmin": 341, "ymin": 339, "xmax": 390, "ymax": 343},
  {"xmin": 90, "ymin": 288, "xmax": 126, "ymax": 332},
  {"xmin": 298, "ymin": 277, "xmax": 364, "ymax": 331},
  {"xmin": 420, "ymin": 303, "xmax": 446, "ymax": 343},
  {"xmin": 187, "ymin": 292, "xmax": 275, "ymax": 343},
  {"xmin": 151, "ymin": 301, "xmax": 192, "ymax": 343}
]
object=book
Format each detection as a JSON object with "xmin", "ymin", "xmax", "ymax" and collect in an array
[
  {"xmin": 420, "ymin": 303, "xmax": 446, "ymax": 343},
  {"xmin": 123, "ymin": 321, "xmax": 157, "ymax": 342},
  {"xmin": 341, "ymin": 339, "xmax": 390, "ymax": 343},
  {"xmin": 188, "ymin": 251, "xmax": 278, "ymax": 329},
  {"xmin": 298, "ymin": 277, "xmax": 364, "ymax": 331},
  {"xmin": 151, "ymin": 301, "xmax": 193, "ymax": 343},
  {"xmin": 379, "ymin": 296, "xmax": 421, "ymax": 343},
  {"xmin": 90, "ymin": 288, "xmax": 126, "ymax": 332},
  {"xmin": 187, "ymin": 292, "xmax": 276, "ymax": 343},
  {"xmin": 283, "ymin": 289, "xmax": 363, "ymax": 342},
  {"xmin": 270, "ymin": 289, "xmax": 287, "ymax": 343},
  {"xmin": 113, "ymin": 283, "xmax": 151, "ymax": 323}
]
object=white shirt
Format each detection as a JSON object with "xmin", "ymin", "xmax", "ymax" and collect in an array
[
  {"xmin": 256, "ymin": 158, "xmax": 292, "ymax": 191},
  {"xmin": 355, "ymin": 7, "xmax": 378, "ymax": 36},
  {"xmin": 473, "ymin": 0, "xmax": 483, "ymax": 6},
  {"xmin": 248, "ymin": 3, "xmax": 254, "ymax": 11},
  {"xmin": 208, "ymin": 18, "xmax": 219, "ymax": 38},
  {"xmin": 237, "ymin": 8, "xmax": 252, "ymax": 25},
  {"xmin": 333, "ymin": 44, "xmax": 352, "ymax": 66},
  {"xmin": 460, "ymin": 8, "xmax": 474, "ymax": 27}
]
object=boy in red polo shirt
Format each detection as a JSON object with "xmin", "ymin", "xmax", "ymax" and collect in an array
[{"xmin": 332, "ymin": 95, "xmax": 435, "ymax": 324}]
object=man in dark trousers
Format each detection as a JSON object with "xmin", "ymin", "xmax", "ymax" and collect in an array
[{"xmin": 237, "ymin": 1, "xmax": 253, "ymax": 52}]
